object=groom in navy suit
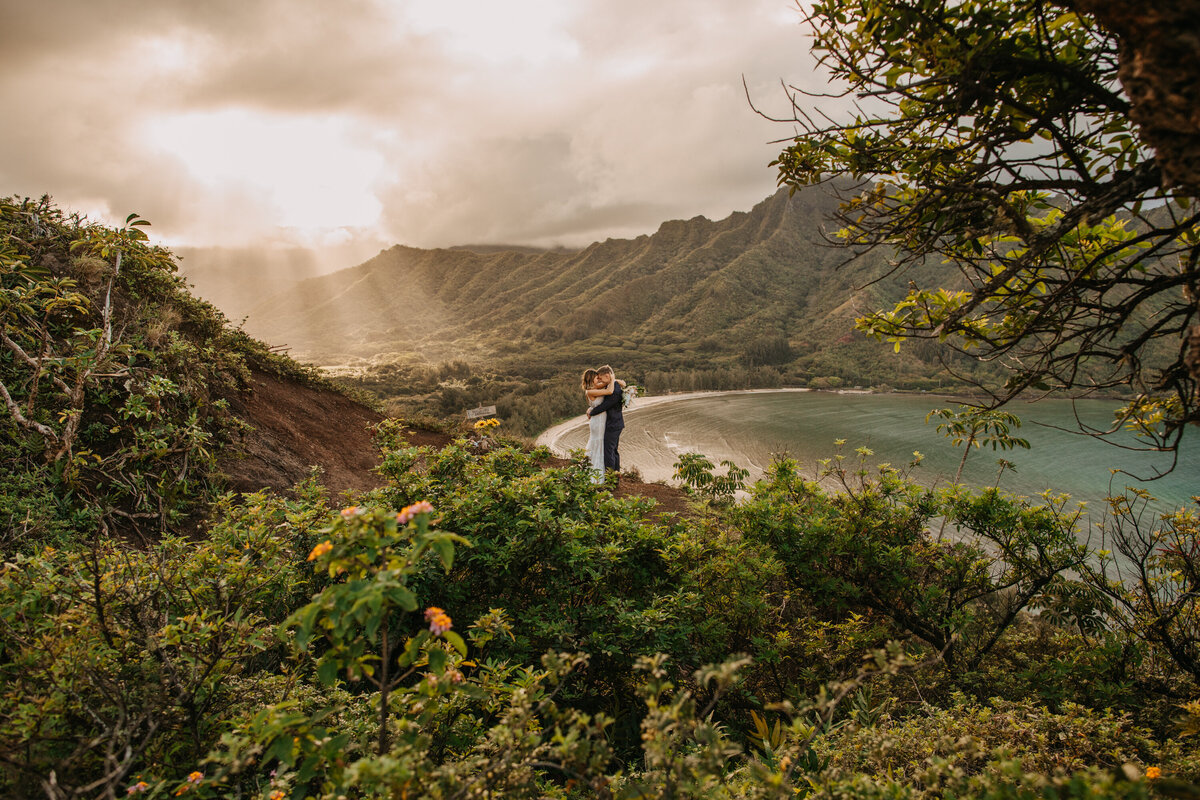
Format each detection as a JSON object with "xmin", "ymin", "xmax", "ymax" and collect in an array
[{"xmin": 586, "ymin": 365, "xmax": 624, "ymax": 472}]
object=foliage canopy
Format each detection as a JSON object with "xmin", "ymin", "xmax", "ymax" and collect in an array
[{"xmin": 771, "ymin": 0, "xmax": 1199, "ymax": 455}]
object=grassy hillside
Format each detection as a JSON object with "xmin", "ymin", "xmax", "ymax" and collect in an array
[{"xmin": 0, "ymin": 196, "xmax": 379, "ymax": 548}]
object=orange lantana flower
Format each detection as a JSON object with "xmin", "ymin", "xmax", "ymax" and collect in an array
[
  {"xmin": 307, "ymin": 541, "xmax": 333, "ymax": 561},
  {"xmin": 397, "ymin": 500, "xmax": 435, "ymax": 525},
  {"xmin": 425, "ymin": 606, "xmax": 452, "ymax": 635}
]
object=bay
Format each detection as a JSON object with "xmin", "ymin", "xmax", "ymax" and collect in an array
[{"xmin": 542, "ymin": 391, "xmax": 1198, "ymax": 513}]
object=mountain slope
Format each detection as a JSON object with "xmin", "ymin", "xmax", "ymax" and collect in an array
[
  {"xmin": 238, "ymin": 183, "xmax": 995, "ymax": 413},
  {"xmin": 245, "ymin": 186, "xmax": 897, "ymax": 360}
]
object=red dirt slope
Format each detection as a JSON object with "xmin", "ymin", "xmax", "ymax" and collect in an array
[{"xmin": 220, "ymin": 370, "xmax": 391, "ymax": 496}]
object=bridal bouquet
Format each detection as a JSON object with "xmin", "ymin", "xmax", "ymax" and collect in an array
[{"xmin": 622, "ymin": 384, "xmax": 639, "ymax": 409}]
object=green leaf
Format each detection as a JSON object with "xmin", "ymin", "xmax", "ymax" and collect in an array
[
  {"xmin": 444, "ymin": 630, "xmax": 467, "ymax": 656},
  {"xmin": 393, "ymin": 585, "xmax": 418, "ymax": 612},
  {"xmin": 432, "ymin": 537, "xmax": 454, "ymax": 570},
  {"xmin": 264, "ymin": 734, "xmax": 296, "ymax": 767},
  {"xmin": 292, "ymin": 605, "xmax": 319, "ymax": 648},
  {"xmin": 428, "ymin": 647, "xmax": 447, "ymax": 674},
  {"xmin": 316, "ymin": 657, "xmax": 340, "ymax": 686}
]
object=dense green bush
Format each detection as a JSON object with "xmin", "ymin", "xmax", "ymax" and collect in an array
[
  {"xmin": 4, "ymin": 426, "xmax": 1198, "ymax": 798},
  {"xmin": 376, "ymin": 439, "xmax": 774, "ymax": 754},
  {"xmin": 731, "ymin": 448, "xmax": 1085, "ymax": 673},
  {"xmin": 0, "ymin": 197, "xmax": 328, "ymax": 549},
  {"xmin": 816, "ymin": 694, "xmax": 1168, "ymax": 781},
  {"xmin": 0, "ymin": 480, "xmax": 329, "ymax": 796}
]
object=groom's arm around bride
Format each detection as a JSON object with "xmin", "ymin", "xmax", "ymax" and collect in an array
[{"xmin": 586, "ymin": 373, "xmax": 624, "ymax": 424}]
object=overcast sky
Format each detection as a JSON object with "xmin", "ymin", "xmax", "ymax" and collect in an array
[{"xmin": 2, "ymin": 1, "xmax": 822, "ymax": 267}]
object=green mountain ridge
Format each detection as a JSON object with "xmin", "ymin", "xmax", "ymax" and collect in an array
[{"xmin": 243, "ymin": 183, "xmax": 971, "ymax": 391}]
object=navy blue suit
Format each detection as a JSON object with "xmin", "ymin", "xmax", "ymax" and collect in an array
[{"xmin": 589, "ymin": 381, "xmax": 625, "ymax": 471}]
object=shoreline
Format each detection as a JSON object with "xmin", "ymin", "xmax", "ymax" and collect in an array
[
  {"xmin": 532, "ymin": 385, "xmax": 1076, "ymax": 458},
  {"xmin": 535, "ymin": 387, "xmax": 817, "ymax": 456},
  {"xmin": 531, "ymin": 389, "xmax": 1191, "ymax": 513}
]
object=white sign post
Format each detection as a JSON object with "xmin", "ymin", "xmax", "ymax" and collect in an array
[{"xmin": 466, "ymin": 405, "xmax": 497, "ymax": 420}]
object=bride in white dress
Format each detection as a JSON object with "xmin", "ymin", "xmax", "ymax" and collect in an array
[{"xmin": 581, "ymin": 368, "xmax": 623, "ymax": 484}]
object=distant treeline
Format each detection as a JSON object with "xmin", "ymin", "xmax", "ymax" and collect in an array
[{"xmin": 643, "ymin": 366, "xmax": 784, "ymax": 394}]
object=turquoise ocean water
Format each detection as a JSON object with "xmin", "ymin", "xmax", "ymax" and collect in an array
[{"xmin": 550, "ymin": 391, "xmax": 1197, "ymax": 515}]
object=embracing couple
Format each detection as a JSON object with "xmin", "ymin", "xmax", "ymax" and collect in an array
[{"xmin": 581, "ymin": 365, "xmax": 625, "ymax": 484}]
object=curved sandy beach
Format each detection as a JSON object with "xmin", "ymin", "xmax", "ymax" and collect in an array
[{"xmin": 534, "ymin": 387, "xmax": 812, "ymax": 456}]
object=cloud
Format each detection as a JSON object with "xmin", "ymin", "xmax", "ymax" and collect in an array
[{"xmin": 0, "ymin": 0, "xmax": 826, "ymax": 258}]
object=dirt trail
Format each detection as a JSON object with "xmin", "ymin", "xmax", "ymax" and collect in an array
[{"xmin": 219, "ymin": 369, "xmax": 692, "ymax": 516}]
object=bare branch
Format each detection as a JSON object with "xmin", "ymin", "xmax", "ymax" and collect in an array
[{"xmin": 0, "ymin": 377, "xmax": 58, "ymax": 442}]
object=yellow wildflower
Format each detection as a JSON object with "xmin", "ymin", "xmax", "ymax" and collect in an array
[
  {"xmin": 307, "ymin": 541, "xmax": 333, "ymax": 561},
  {"xmin": 1146, "ymin": 767, "xmax": 1162, "ymax": 779}
]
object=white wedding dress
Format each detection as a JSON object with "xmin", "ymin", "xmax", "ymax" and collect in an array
[{"xmin": 586, "ymin": 397, "xmax": 606, "ymax": 483}]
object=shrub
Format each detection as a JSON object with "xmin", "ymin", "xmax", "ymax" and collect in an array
[
  {"xmin": 0, "ymin": 481, "xmax": 329, "ymax": 797},
  {"xmin": 731, "ymin": 450, "xmax": 1085, "ymax": 673},
  {"xmin": 816, "ymin": 694, "xmax": 1167, "ymax": 781}
]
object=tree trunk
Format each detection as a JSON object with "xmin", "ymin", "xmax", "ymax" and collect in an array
[{"xmin": 1070, "ymin": 0, "xmax": 1200, "ymax": 193}]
